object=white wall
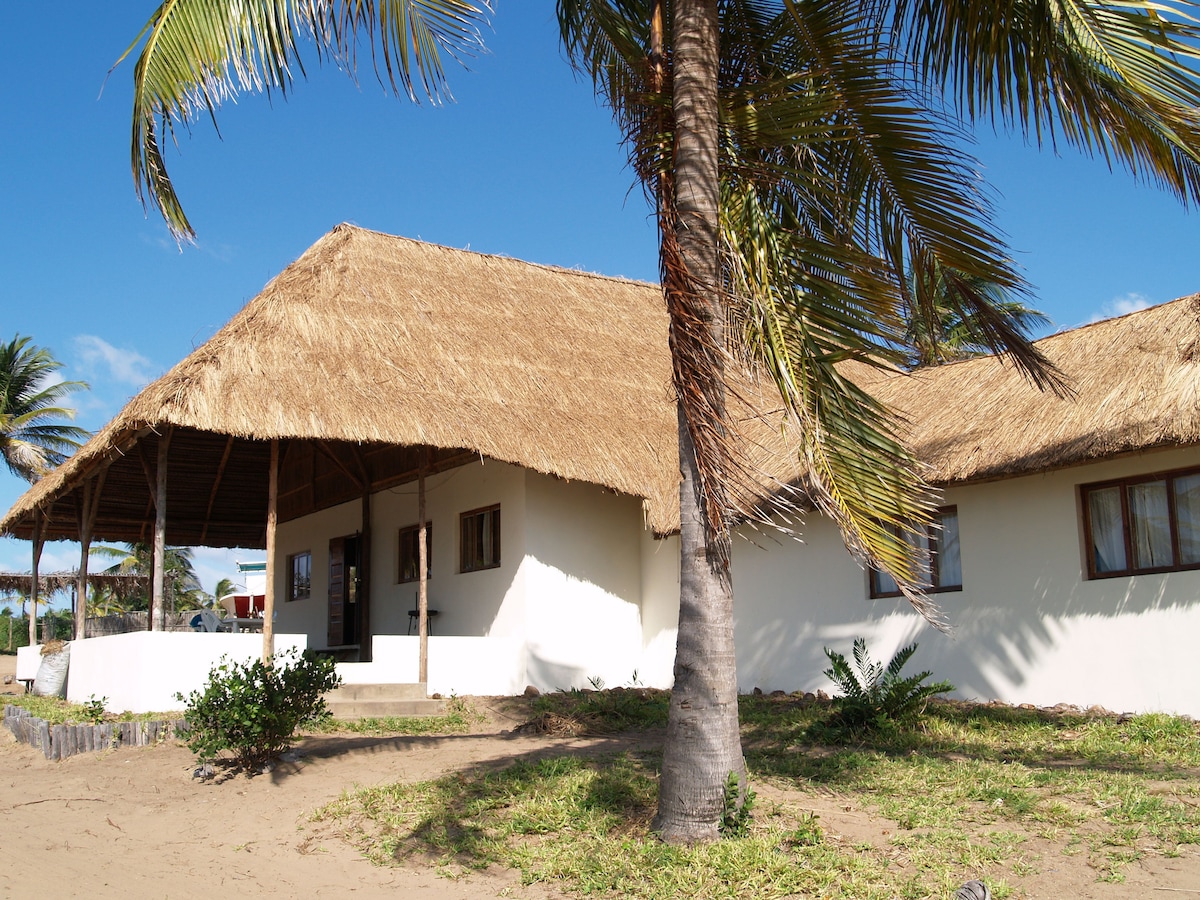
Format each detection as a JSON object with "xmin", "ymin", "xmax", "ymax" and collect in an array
[
  {"xmin": 732, "ymin": 446, "xmax": 1200, "ymax": 716},
  {"xmin": 274, "ymin": 460, "xmax": 528, "ymax": 648},
  {"xmin": 521, "ymin": 473, "xmax": 645, "ymax": 690},
  {"xmin": 638, "ymin": 529, "xmax": 680, "ymax": 687},
  {"xmin": 65, "ymin": 632, "xmax": 307, "ymax": 713}
]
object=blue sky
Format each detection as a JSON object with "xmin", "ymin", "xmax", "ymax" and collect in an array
[{"xmin": 2, "ymin": 3, "xmax": 1198, "ymax": 605}]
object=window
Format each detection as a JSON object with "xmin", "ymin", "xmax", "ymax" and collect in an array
[
  {"xmin": 287, "ymin": 551, "xmax": 311, "ymax": 602},
  {"xmin": 869, "ymin": 507, "xmax": 962, "ymax": 597},
  {"xmin": 460, "ymin": 504, "xmax": 500, "ymax": 572},
  {"xmin": 398, "ymin": 522, "xmax": 432, "ymax": 583},
  {"xmin": 1082, "ymin": 468, "xmax": 1200, "ymax": 578}
]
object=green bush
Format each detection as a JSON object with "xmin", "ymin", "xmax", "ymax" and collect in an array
[
  {"xmin": 822, "ymin": 638, "xmax": 952, "ymax": 732},
  {"xmin": 178, "ymin": 648, "xmax": 340, "ymax": 770}
]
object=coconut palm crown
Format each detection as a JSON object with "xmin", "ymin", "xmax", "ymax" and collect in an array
[{"xmin": 0, "ymin": 335, "xmax": 88, "ymax": 482}]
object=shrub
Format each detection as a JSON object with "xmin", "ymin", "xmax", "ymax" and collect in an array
[
  {"xmin": 178, "ymin": 648, "xmax": 340, "ymax": 770},
  {"xmin": 822, "ymin": 638, "xmax": 952, "ymax": 732}
]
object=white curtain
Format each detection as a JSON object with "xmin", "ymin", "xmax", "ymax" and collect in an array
[
  {"xmin": 936, "ymin": 509, "xmax": 962, "ymax": 588},
  {"xmin": 1175, "ymin": 474, "xmax": 1200, "ymax": 565},
  {"xmin": 1088, "ymin": 486, "xmax": 1127, "ymax": 573},
  {"xmin": 1128, "ymin": 481, "xmax": 1172, "ymax": 569}
]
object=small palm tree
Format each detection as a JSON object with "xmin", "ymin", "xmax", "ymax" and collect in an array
[
  {"xmin": 902, "ymin": 266, "xmax": 1053, "ymax": 368},
  {"xmin": 0, "ymin": 335, "xmax": 88, "ymax": 481},
  {"xmin": 92, "ymin": 543, "xmax": 202, "ymax": 615}
]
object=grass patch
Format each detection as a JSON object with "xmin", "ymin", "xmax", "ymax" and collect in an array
[
  {"xmin": 314, "ymin": 691, "xmax": 1200, "ymax": 896},
  {"xmin": 308, "ymin": 696, "xmax": 483, "ymax": 737},
  {"xmin": 2, "ymin": 694, "xmax": 173, "ymax": 724}
]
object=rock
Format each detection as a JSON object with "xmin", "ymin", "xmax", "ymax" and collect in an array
[
  {"xmin": 954, "ymin": 880, "xmax": 990, "ymax": 900},
  {"xmin": 752, "ymin": 687, "xmax": 763, "ymax": 696},
  {"xmin": 802, "ymin": 692, "xmax": 816, "ymax": 702},
  {"xmin": 816, "ymin": 690, "xmax": 830, "ymax": 701},
  {"xmin": 523, "ymin": 685, "xmax": 541, "ymax": 698},
  {"xmin": 192, "ymin": 764, "xmax": 215, "ymax": 780},
  {"xmin": 430, "ymin": 692, "xmax": 443, "ymax": 700},
  {"xmin": 2, "ymin": 674, "xmax": 13, "ymax": 685},
  {"xmin": 770, "ymin": 690, "xmax": 787, "ymax": 697}
]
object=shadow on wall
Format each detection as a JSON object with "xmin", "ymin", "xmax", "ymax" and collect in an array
[{"xmin": 732, "ymin": 524, "xmax": 1200, "ymax": 714}]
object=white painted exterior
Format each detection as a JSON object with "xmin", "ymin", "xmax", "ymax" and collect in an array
[
  {"xmin": 63, "ymin": 632, "xmax": 307, "ymax": 713},
  {"xmin": 734, "ymin": 446, "xmax": 1200, "ymax": 716},
  {"xmin": 264, "ymin": 446, "xmax": 1200, "ymax": 715}
]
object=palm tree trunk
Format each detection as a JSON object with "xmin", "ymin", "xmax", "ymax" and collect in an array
[{"xmin": 652, "ymin": 0, "xmax": 746, "ymax": 844}]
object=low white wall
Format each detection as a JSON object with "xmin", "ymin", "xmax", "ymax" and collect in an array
[
  {"xmin": 337, "ymin": 634, "xmax": 527, "ymax": 696},
  {"xmin": 65, "ymin": 632, "xmax": 308, "ymax": 714}
]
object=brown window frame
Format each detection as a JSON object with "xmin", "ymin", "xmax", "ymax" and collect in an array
[
  {"xmin": 1081, "ymin": 466, "xmax": 1200, "ymax": 579},
  {"xmin": 869, "ymin": 506, "xmax": 962, "ymax": 598},
  {"xmin": 287, "ymin": 550, "xmax": 311, "ymax": 602},
  {"xmin": 460, "ymin": 504, "xmax": 501, "ymax": 573},
  {"xmin": 398, "ymin": 522, "xmax": 432, "ymax": 583}
]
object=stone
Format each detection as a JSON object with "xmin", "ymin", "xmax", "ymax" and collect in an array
[
  {"xmin": 816, "ymin": 690, "xmax": 830, "ymax": 701},
  {"xmin": 752, "ymin": 687, "xmax": 763, "ymax": 696},
  {"xmin": 523, "ymin": 685, "xmax": 541, "ymax": 698},
  {"xmin": 954, "ymin": 880, "xmax": 990, "ymax": 900}
]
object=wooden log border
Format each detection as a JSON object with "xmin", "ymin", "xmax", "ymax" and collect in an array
[{"xmin": 3, "ymin": 705, "xmax": 188, "ymax": 760}]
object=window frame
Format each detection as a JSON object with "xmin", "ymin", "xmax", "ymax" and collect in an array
[
  {"xmin": 869, "ymin": 506, "xmax": 962, "ymax": 598},
  {"xmin": 286, "ymin": 550, "xmax": 312, "ymax": 602},
  {"xmin": 398, "ymin": 521, "xmax": 432, "ymax": 584},
  {"xmin": 460, "ymin": 504, "xmax": 501, "ymax": 573},
  {"xmin": 1081, "ymin": 466, "xmax": 1200, "ymax": 579}
]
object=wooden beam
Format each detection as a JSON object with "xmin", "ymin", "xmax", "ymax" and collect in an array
[
  {"xmin": 75, "ymin": 470, "xmax": 107, "ymax": 641},
  {"xmin": 151, "ymin": 428, "xmax": 172, "ymax": 631},
  {"xmin": 29, "ymin": 509, "xmax": 43, "ymax": 646},
  {"xmin": 418, "ymin": 447, "xmax": 429, "ymax": 685},
  {"xmin": 263, "ymin": 439, "xmax": 278, "ymax": 665},
  {"xmin": 315, "ymin": 441, "xmax": 365, "ymax": 490},
  {"xmin": 199, "ymin": 434, "xmax": 236, "ymax": 546}
]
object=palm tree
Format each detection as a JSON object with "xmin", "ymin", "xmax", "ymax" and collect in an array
[
  {"xmin": 119, "ymin": 0, "xmax": 1200, "ymax": 842},
  {"xmin": 0, "ymin": 335, "xmax": 88, "ymax": 481},
  {"xmin": 902, "ymin": 266, "xmax": 1053, "ymax": 368},
  {"xmin": 92, "ymin": 543, "xmax": 202, "ymax": 616}
]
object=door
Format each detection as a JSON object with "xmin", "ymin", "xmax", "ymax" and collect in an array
[{"xmin": 327, "ymin": 535, "xmax": 361, "ymax": 647}]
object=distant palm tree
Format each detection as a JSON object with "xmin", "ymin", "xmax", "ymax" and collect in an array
[
  {"xmin": 0, "ymin": 335, "xmax": 88, "ymax": 481},
  {"xmin": 902, "ymin": 266, "xmax": 1053, "ymax": 369},
  {"xmin": 92, "ymin": 543, "xmax": 201, "ymax": 615}
]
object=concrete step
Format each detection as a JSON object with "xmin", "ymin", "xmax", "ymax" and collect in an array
[
  {"xmin": 323, "ymin": 698, "xmax": 447, "ymax": 719},
  {"xmin": 326, "ymin": 682, "xmax": 430, "ymax": 702},
  {"xmin": 322, "ymin": 683, "xmax": 446, "ymax": 719}
]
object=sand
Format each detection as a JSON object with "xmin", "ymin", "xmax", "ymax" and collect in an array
[{"xmin": 2, "ymin": 654, "xmax": 1197, "ymax": 898}]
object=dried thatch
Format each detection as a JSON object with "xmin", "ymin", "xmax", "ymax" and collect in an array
[
  {"xmin": 869, "ymin": 294, "xmax": 1200, "ymax": 483},
  {"xmin": 1, "ymin": 223, "xmax": 1197, "ymax": 548},
  {"xmin": 0, "ymin": 571, "xmax": 145, "ymax": 597}
]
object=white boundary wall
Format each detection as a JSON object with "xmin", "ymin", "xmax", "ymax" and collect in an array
[
  {"xmin": 337, "ymin": 635, "xmax": 527, "ymax": 696},
  {"xmin": 65, "ymin": 632, "xmax": 307, "ymax": 713}
]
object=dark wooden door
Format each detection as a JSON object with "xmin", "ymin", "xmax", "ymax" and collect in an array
[{"xmin": 328, "ymin": 536, "xmax": 346, "ymax": 646}]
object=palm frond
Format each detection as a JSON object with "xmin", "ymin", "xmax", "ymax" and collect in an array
[{"xmin": 118, "ymin": 0, "xmax": 491, "ymax": 239}]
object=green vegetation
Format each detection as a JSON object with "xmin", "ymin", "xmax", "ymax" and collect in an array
[
  {"xmin": 316, "ymin": 689, "xmax": 1200, "ymax": 896},
  {"xmin": 177, "ymin": 648, "xmax": 340, "ymax": 770},
  {"xmin": 309, "ymin": 695, "xmax": 482, "ymax": 737},
  {"xmin": 822, "ymin": 639, "xmax": 954, "ymax": 734},
  {"xmin": 2, "ymin": 693, "xmax": 171, "ymax": 724}
]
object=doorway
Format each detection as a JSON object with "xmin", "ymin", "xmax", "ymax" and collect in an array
[{"xmin": 327, "ymin": 534, "xmax": 362, "ymax": 650}]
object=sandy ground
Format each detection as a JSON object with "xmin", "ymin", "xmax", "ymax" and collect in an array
[{"xmin": 2, "ymin": 654, "xmax": 1198, "ymax": 899}]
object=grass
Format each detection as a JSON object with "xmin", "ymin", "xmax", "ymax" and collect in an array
[
  {"xmin": 307, "ymin": 695, "xmax": 483, "ymax": 737},
  {"xmin": 313, "ymin": 690, "xmax": 1200, "ymax": 898},
  {"xmin": 2, "ymin": 693, "xmax": 175, "ymax": 724}
]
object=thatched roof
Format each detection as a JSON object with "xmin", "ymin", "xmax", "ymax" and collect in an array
[
  {"xmin": 0, "ymin": 571, "xmax": 145, "ymax": 597},
  {"xmin": 870, "ymin": 294, "xmax": 1200, "ymax": 483},
  {"xmin": 0, "ymin": 224, "xmax": 683, "ymax": 543},
  {"xmin": 1, "ymin": 223, "xmax": 1197, "ymax": 548}
]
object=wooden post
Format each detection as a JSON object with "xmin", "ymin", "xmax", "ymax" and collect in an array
[
  {"xmin": 263, "ymin": 439, "xmax": 278, "ymax": 665},
  {"xmin": 359, "ymin": 488, "xmax": 372, "ymax": 662},
  {"xmin": 418, "ymin": 448, "xmax": 429, "ymax": 686},
  {"xmin": 75, "ymin": 471, "xmax": 106, "ymax": 641},
  {"xmin": 151, "ymin": 429, "xmax": 172, "ymax": 631},
  {"xmin": 29, "ymin": 509, "xmax": 43, "ymax": 646}
]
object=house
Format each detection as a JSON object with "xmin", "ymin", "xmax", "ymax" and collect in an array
[{"xmin": 2, "ymin": 224, "xmax": 1198, "ymax": 714}]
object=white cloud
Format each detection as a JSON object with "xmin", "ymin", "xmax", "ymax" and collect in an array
[
  {"xmin": 73, "ymin": 335, "xmax": 157, "ymax": 388},
  {"xmin": 1089, "ymin": 293, "xmax": 1154, "ymax": 324}
]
